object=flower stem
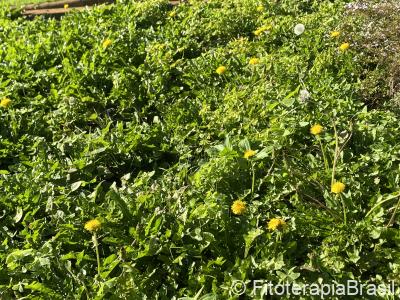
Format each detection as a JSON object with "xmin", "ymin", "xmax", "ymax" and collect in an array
[
  {"xmin": 92, "ymin": 233, "xmax": 101, "ymax": 277},
  {"xmin": 339, "ymin": 195, "xmax": 347, "ymax": 225},
  {"xmin": 251, "ymin": 163, "xmax": 255, "ymax": 196},
  {"xmin": 331, "ymin": 121, "xmax": 340, "ymax": 186}
]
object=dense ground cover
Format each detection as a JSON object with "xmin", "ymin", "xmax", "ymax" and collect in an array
[
  {"xmin": 0, "ymin": 0, "xmax": 399, "ymax": 298},
  {"xmin": 1, "ymin": 0, "xmax": 55, "ymax": 6}
]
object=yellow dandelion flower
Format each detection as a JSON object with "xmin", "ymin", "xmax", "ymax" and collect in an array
[
  {"xmin": 231, "ymin": 200, "xmax": 246, "ymax": 215},
  {"xmin": 254, "ymin": 25, "xmax": 271, "ymax": 36},
  {"xmin": 244, "ymin": 149, "xmax": 256, "ymax": 159},
  {"xmin": 89, "ymin": 113, "xmax": 98, "ymax": 120},
  {"xmin": 0, "ymin": 97, "xmax": 11, "ymax": 108},
  {"xmin": 216, "ymin": 66, "xmax": 227, "ymax": 75},
  {"xmin": 84, "ymin": 219, "xmax": 102, "ymax": 232},
  {"xmin": 339, "ymin": 42, "xmax": 350, "ymax": 51},
  {"xmin": 267, "ymin": 218, "xmax": 286, "ymax": 231},
  {"xmin": 249, "ymin": 57, "xmax": 260, "ymax": 65},
  {"xmin": 64, "ymin": 4, "xmax": 69, "ymax": 9},
  {"xmin": 168, "ymin": 11, "xmax": 176, "ymax": 17},
  {"xmin": 331, "ymin": 181, "xmax": 345, "ymax": 194},
  {"xmin": 310, "ymin": 124, "xmax": 323, "ymax": 135},
  {"xmin": 102, "ymin": 39, "xmax": 112, "ymax": 49},
  {"xmin": 256, "ymin": 5, "xmax": 264, "ymax": 12},
  {"xmin": 331, "ymin": 31, "xmax": 340, "ymax": 38}
]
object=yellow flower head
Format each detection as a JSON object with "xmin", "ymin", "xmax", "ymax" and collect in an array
[
  {"xmin": 254, "ymin": 25, "xmax": 271, "ymax": 36},
  {"xmin": 331, "ymin": 181, "xmax": 345, "ymax": 194},
  {"xmin": 249, "ymin": 57, "xmax": 260, "ymax": 65},
  {"xmin": 256, "ymin": 5, "xmax": 264, "ymax": 12},
  {"xmin": 84, "ymin": 219, "xmax": 102, "ymax": 232},
  {"xmin": 231, "ymin": 200, "xmax": 246, "ymax": 215},
  {"xmin": 102, "ymin": 39, "xmax": 112, "ymax": 49},
  {"xmin": 89, "ymin": 113, "xmax": 98, "ymax": 120},
  {"xmin": 216, "ymin": 66, "xmax": 227, "ymax": 75},
  {"xmin": 64, "ymin": 4, "xmax": 69, "ymax": 9},
  {"xmin": 244, "ymin": 149, "xmax": 256, "ymax": 159},
  {"xmin": 168, "ymin": 11, "xmax": 176, "ymax": 17},
  {"xmin": 339, "ymin": 42, "xmax": 350, "ymax": 51},
  {"xmin": 331, "ymin": 31, "xmax": 340, "ymax": 38},
  {"xmin": 267, "ymin": 218, "xmax": 286, "ymax": 231},
  {"xmin": 0, "ymin": 97, "xmax": 11, "ymax": 108},
  {"xmin": 310, "ymin": 124, "xmax": 323, "ymax": 135}
]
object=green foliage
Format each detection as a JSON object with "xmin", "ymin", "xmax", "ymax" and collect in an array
[
  {"xmin": 0, "ymin": 0, "xmax": 399, "ymax": 299},
  {"xmin": 0, "ymin": 0, "xmax": 54, "ymax": 6},
  {"xmin": 343, "ymin": 0, "xmax": 400, "ymax": 107}
]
